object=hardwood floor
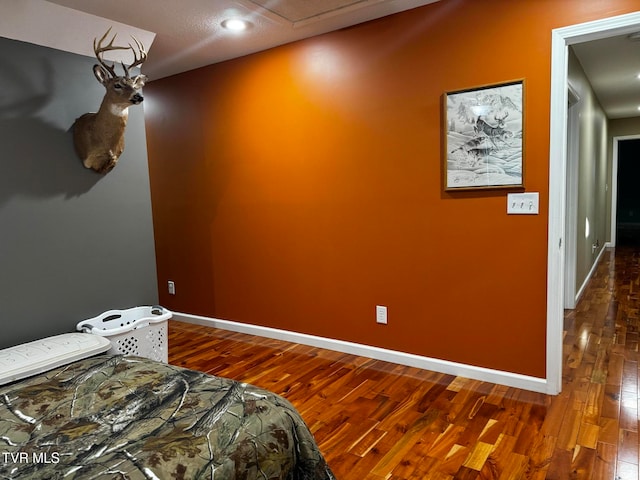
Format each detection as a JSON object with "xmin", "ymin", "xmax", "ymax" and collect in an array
[{"xmin": 168, "ymin": 246, "xmax": 640, "ymax": 479}]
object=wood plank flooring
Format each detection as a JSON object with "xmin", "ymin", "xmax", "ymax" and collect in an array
[{"xmin": 168, "ymin": 246, "xmax": 640, "ymax": 479}]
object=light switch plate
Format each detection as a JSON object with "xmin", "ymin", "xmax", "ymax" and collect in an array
[{"xmin": 507, "ymin": 192, "xmax": 539, "ymax": 215}]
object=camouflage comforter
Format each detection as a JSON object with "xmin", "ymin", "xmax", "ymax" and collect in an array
[{"xmin": 0, "ymin": 355, "xmax": 335, "ymax": 479}]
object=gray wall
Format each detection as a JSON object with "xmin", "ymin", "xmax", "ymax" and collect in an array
[
  {"xmin": 567, "ymin": 49, "xmax": 611, "ymax": 297},
  {"xmin": 0, "ymin": 37, "xmax": 158, "ymax": 348}
]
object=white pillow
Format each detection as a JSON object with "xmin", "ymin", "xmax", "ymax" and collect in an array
[{"xmin": 0, "ymin": 333, "xmax": 111, "ymax": 385}]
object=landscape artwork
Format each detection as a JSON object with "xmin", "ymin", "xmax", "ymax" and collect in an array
[{"xmin": 444, "ymin": 80, "xmax": 524, "ymax": 190}]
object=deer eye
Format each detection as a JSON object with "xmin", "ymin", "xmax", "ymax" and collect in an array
[{"xmin": 114, "ymin": 82, "xmax": 123, "ymax": 90}]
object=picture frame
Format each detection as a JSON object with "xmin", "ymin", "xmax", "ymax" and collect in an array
[{"xmin": 443, "ymin": 79, "xmax": 524, "ymax": 191}]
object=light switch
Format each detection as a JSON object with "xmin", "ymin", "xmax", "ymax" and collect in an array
[{"xmin": 507, "ymin": 192, "xmax": 539, "ymax": 215}]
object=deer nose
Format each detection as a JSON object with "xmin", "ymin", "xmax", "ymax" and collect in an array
[{"xmin": 130, "ymin": 94, "xmax": 144, "ymax": 104}]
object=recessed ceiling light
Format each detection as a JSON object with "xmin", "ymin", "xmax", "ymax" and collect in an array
[{"xmin": 222, "ymin": 18, "xmax": 249, "ymax": 32}]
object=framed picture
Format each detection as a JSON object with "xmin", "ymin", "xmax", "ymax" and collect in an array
[{"xmin": 443, "ymin": 79, "xmax": 524, "ymax": 191}]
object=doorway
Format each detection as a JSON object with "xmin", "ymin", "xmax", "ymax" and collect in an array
[
  {"xmin": 547, "ymin": 11, "xmax": 640, "ymax": 395},
  {"xmin": 615, "ymin": 138, "xmax": 640, "ymax": 246}
]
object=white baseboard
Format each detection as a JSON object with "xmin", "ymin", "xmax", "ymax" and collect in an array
[
  {"xmin": 172, "ymin": 312, "xmax": 550, "ymax": 394},
  {"xmin": 574, "ymin": 242, "xmax": 611, "ymax": 305}
]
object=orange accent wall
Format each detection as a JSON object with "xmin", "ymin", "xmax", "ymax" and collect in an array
[{"xmin": 145, "ymin": 0, "xmax": 639, "ymax": 378}]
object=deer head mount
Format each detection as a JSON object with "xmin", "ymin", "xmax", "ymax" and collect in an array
[{"xmin": 72, "ymin": 28, "xmax": 147, "ymax": 174}]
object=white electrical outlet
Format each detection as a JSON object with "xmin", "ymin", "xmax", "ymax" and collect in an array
[
  {"xmin": 507, "ymin": 192, "xmax": 539, "ymax": 215},
  {"xmin": 376, "ymin": 305, "xmax": 387, "ymax": 324},
  {"xmin": 168, "ymin": 281, "xmax": 176, "ymax": 295}
]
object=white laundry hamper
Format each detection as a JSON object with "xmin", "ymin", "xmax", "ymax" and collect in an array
[{"xmin": 77, "ymin": 306, "xmax": 172, "ymax": 363}]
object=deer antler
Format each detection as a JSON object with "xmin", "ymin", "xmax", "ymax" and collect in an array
[
  {"xmin": 94, "ymin": 27, "xmax": 146, "ymax": 79},
  {"xmin": 494, "ymin": 111, "xmax": 509, "ymax": 123},
  {"xmin": 122, "ymin": 36, "xmax": 147, "ymax": 78},
  {"xmin": 93, "ymin": 28, "xmax": 129, "ymax": 78}
]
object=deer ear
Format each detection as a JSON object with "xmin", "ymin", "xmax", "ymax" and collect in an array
[
  {"xmin": 133, "ymin": 74, "xmax": 147, "ymax": 88},
  {"xmin": 93, "ymin": 65, "xmax": 110, "ymax": 85}
]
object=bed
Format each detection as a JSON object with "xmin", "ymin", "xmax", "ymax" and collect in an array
[{"xmin": 0, "ymin": 353, "xmax": 335, "ymax": 479}]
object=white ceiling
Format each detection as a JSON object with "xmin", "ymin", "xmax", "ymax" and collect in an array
[
  {"xmin": 572, "ymin": 33, "xmax": 640, "ymax": 119},
  {"xmin": 43, "ymin": 0, "xmax": 441, "ymax": 79},
  {"xmin": 3, "ymin": 1, "xmax": 640, "ymax": 119}
]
